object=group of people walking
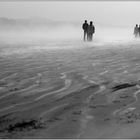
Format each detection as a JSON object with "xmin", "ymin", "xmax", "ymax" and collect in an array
[
  {"xmin": 82, "ymin": 20, "xmax": 95, "ymax": 41},
  {"xmin": 82, "ymin": 22, "xmax": 140, "ymax": 41},
  {"xmin": 134, "ymin": 24, "xmax": 140, "ymax": 37}
]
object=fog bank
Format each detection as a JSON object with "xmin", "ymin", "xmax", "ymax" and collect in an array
[
  {"xmin": 0, "ymin": 25, "xmax": 135, "ymax": 44},
  {"xmin": 0, "ymin": 18, "xmax": 138, "ymax": 52}
]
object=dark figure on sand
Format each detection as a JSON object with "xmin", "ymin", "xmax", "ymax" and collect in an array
[
  {"xmin": 87, "ymin": 21, "xmax": 95, "ymax": 41},
  {"xmin": 138, "ymin": 25, "xmax": 140, "ymax": 37},
  {"xmin": 134, "ymin": 24, "xmax": 139, "ymax": 37},
  {"xmin": 82, "ymin": 20, "xmax": 88, "ymax": 41}
]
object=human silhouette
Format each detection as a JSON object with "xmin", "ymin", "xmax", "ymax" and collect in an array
[
  {"xmin": 134, "ymin": 24, "xmax": 139, "ymax": 38},
  {"xmin": 82, "ymin": 20, "xmax": 88, "ymax": 41},
  {"xmin": 87, "ymin": 21, "xmax": 95, "ymax": 41},
  {"xmin": 138, "ymin": 25, "xmax": 140, "ymax": 37}
]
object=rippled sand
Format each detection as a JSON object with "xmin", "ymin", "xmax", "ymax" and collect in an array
[{"xmin": 1, "ymin": 42, "xmax": 140, "ymax": 138}]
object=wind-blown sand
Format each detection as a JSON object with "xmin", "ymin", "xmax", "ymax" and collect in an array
[{"xmin": 1, "ymin": 41, "xmax": 140, "ymax": 138}]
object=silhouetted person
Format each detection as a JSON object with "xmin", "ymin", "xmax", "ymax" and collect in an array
[
  {"xmin": 138, "ymin": 25, "xmax": 140, "ymax": 37},
  {"xmin": 134, "ymin": 24, "xmax": 139, "ymax": 38},
  {"xmin": 82, "ymin": 20, "xmax": 88, "ymax": 41},
  {"xmin": 87, "ymin": 21, "xmax": 95, "ymax": 41}
]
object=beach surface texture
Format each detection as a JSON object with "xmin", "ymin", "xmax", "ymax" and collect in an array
[{"xmin": 0, "ymin": 41, "xmax": 140, "ymax": 138}]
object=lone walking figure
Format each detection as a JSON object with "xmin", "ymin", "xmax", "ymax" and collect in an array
[
  {"xmin": 87, "ymin": 21, "xmax": 95, "ymax": 41},
  {"xmin": 134, "ymin": 24, "xmax": 139, "ymax": 38},
  {"xmin": 82, "ymin": 20, "xmax": 88, "ymax": 41}
]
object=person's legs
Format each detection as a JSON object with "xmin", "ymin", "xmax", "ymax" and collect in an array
[
  {"xmin": 87, "ymin": 33, "xmax": 90, "ymax": 41},
  {"xmin": 90, "ymin": 33, "xmax": 93, "ymax": 41},
  {"xmin": 89, "ymin": 35, "xmax": 91, "ymax": 41},
  {"xmin": 88, "ymin": 33, "xmax": 92, "ymax": 41},
  {"xmin": 84, "ymin": 31, "xmax": 86, "ymax": 41},
  {"xmin": 136, "ymin": 32, "xmax": 139, "ymax": 37},
  {"xmin": 87, "ymin": 33, "xmax": 89, "ymax": 41}
]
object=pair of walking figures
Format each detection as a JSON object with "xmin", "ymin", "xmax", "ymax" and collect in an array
[
  {"xmin": 134, "ymin": 24, "xmax": 140, "ymax": 38},
  {"xmin": 82, "ymin": 20, "xmax": 95, "ymax": 41}
]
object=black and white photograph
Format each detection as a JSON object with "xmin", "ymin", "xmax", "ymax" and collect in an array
[{"xmin": 0, "ymin": 0, "xmax": 140, "ymax": 138}]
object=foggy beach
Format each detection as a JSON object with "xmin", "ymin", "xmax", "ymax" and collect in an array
[{"xmin": 0, "ymin": 1, "xmax": 140, "ymax": 138}]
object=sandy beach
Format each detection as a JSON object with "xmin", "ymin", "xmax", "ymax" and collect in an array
[{"xmin": 0, "ymin": 41, "xmax": 140, "ymax": 138}]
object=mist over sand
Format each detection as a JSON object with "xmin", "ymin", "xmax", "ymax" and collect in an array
[
  {"xmin": 0, "ymin": 18, "xmax": 137, "ymax": 47},
  {"xmin": 1, "ymin": 18, "xmax": 140, "ymax": 139},
  {"xmin": 0, "ymin": 18, "xmax": 137, "ymax": 57}
]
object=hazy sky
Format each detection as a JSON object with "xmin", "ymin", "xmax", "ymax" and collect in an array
[{"xmin": 0, "ymin": 2, "xmax": 140, "ymax": 26}]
